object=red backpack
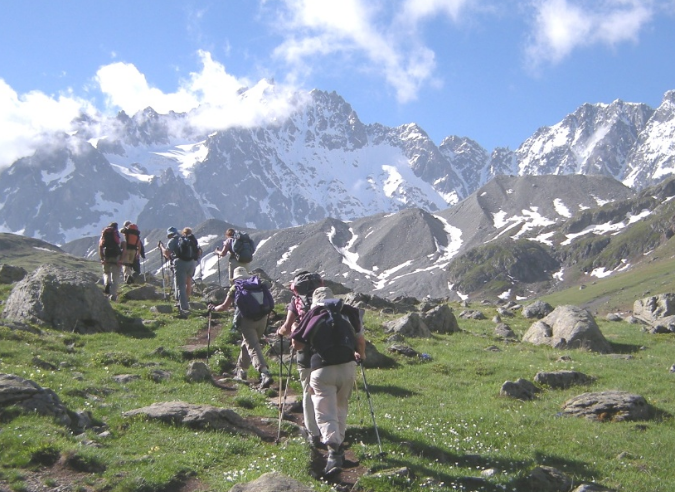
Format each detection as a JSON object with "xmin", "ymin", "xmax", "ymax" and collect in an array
[{"xmin": 123, "ymin": 224, "xmax": 141, "ymax": 249}]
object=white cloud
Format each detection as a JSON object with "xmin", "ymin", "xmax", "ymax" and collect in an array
[
  {"xmin": 271, "ymin": 0, "xmax": 470, "ymax": 103},
  {"xmin": 0, "ymin": 79, "xmax": 96, "ymax": 168},
  {"xmin": 525, "ymin": 0, "xmax": 654, "ymax": 69}
]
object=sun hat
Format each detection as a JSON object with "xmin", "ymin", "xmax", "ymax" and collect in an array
[
  {"xmin": 232, "ymin": 267, "xmax": 250, "ymax": 281},
  {"xmin": 167, "ymin": 226, "xmax": 178, "ymax": 238},
  {"xmin": 311, "ymin": 286, "xmax": 335, "ymax": 308},
  {"xmin": 123, "ymin": 220, "xmax": 132, "ymax": 227}
]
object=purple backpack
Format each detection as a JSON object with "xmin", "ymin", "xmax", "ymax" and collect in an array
[{"xmin": 234, "ymin": 275, "xmax": 274, "ymax": 321}]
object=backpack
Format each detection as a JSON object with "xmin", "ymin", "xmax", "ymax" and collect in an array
[
  {"xmin": 291, "ymin": 271, "xmax": 323, "ymax": 297},
  {"xmin": 100, "ymin": 226, "xmax": 122, "ymax": 259},
  {"xmin": 291, "ymin": 271, "xmax": 323, "ymax": 320},
  {"xmin": 177, "ymin": 234, "xmax": 200, "ymax": 261},
  {"xmin": 234, "ymin": 275, "xmax": 274, "ymax": 321},
  {"xmin": 123, "ymin": 224, "xmax": 141, "ymax": 249},
  {"xmin": 232, "ymin": 231, "xmax": 255, "ymax": 263},
  {"xmin": 309, "ymin": 299, "xmax": 357, "ymax": 366}
]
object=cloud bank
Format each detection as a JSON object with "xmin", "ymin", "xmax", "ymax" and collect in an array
[{"xmin": 0, "ymin": 0, "xmax": 664, "ymax": 169}]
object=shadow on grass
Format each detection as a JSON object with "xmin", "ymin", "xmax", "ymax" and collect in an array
[
  {"xmin": 114, "ymin": 312, "xmax": 156, "ymax": 339},
  {"xmin": 360, "ymin": 383, "xmax": 419, "ymax": 398},
  {"xmin": 349, "ymin": 426, "xmax": 600, "ymax": 491},
  {"xmin": 609, "ymin": 341, "xmax": 646, "ymax": 354}
]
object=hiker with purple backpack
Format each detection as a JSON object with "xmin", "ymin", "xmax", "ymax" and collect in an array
[{"xmin": 208, "ymin": 266, "xmax": 274, "ymax": 389}]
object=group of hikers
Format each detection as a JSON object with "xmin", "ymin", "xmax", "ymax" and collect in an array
[
  {"xmin": 98, "ymin": 221, "xmax": 145, "ymax": 301},
  {"xmin": 99, "ymin": 221, "xmax": 368, "ymax": 477}
]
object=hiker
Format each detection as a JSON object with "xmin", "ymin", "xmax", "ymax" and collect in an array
[
  {"xmin": 276, "ymin": 271, "xmax": 324, "ymax": 447},
  {"xmin": 159, "ymin": 226, "xmax": 200, "ymax": 316},
  {"xmin": 291, "ymin": 286, "xmax": 367, "ymax": 477},
  {"xmin": 208, "ymin": 266, "xmax": 274, "ymax": 389},
  {"xmin": 120, "ymin": 220, "xmax": 142, "ymax": 284},
  {"xmin": 98, "ymin": 222, "xmax": 125, "ymax": 301},
  {"xmin": 216, "ymin": 228, "xmax": 255, "ymax": 284}
]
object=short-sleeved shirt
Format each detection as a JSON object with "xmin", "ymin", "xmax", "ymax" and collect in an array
[{"xmin": 167, "ymin": 236, "xmax": 180, "ymax": 258}]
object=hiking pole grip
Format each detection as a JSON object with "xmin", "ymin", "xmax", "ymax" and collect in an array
[{"xmin": 359, "ymin": 362, "xmax": 383, "ymax": 455}]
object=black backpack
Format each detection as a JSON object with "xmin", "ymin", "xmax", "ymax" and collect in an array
[
  {"xmin": 232, "ymin": 231, "xmax": 255, "ymax": 263},
  {"xmin": 309, "ymin": 299, "xmax": 357, "ymax": 366},
  {"xmin": 100, "ymin": 226, "xmax": 122, "ymax": 259},
  {"xmin": 177, "ymin": 234, "xmax": 200, "ymax": 261},
  {"xmin": 291, "ymin": 271, "xmax": 323, "ymax": 297}
]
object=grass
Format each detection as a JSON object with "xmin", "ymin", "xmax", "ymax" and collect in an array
[{"xmin": 2, "ymin": 275, "xmax": 675, "ymax": 491}]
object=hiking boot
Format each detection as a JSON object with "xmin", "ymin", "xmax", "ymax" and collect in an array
[
  {"xmin": 323, "ymin": 448, "xmax": 344, "ymax": 477},
  {"xmin": 233, "ymin": 369, "xmax": 247, "ymax": 383},
  {"xmin": 260, "ymin": 372, "xmax": 273, "ymax": 389},
  {"xmin": 310, "ymin": 435, "xmax": 326, "ymax": 449}
]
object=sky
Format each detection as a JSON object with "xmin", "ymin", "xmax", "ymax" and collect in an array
[{"xmin": 1, "ymin": 0, "xmax": 675, "ymax": 169}]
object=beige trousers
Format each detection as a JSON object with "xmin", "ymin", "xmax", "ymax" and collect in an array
[{"xmin": 310, "ymin": 361, "xmax": 356, "ymax": 448}]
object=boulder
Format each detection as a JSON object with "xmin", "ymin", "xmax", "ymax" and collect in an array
[
  {"xmin": 186, "ymin": 361, "xmax": 212, "ymax": 383},
  {"xmin": 534, "ymin": 370, "xmax": 593, "ymax": 389},
  {"xmin": 522, "ymin": 305, "xmax": 612, "ymax": 353},
  {"xmin": 122, "ymin": 285, "xmax": 163, "ymax": 301},
  {"xmin": 0, "ymin": 264, "xmax": 27, "ymax": 284},
  {"xmin": 495, "ymin": 323, "xmax": 517, "ymax": 340},
  {"xmin": 562, "ymin": 391, "xmax": 654, "ymax": 422},
  {"xmin": 420, "ymin": 304, "xmax": 460, "ymax": 334},
  {"xmin": 522, "ymin": 300, "xmax": 554, "ymax": 319},
  {"xmin": 0, "ymin": 373, "xmax": 93, "ymax": 432},
  {"xmin": 633, "ymin": 293, "xmax": 675, "ymax": 325},
  {"xmin": 383, "ymin": 313, "xmax": 431, "ymax": 338},
  {"xmin": 2, "ymin": 264, "xmax": 119, "ymax": 333},
  {"xmin": 123, "ymin": 401, "xmax": 267, "ymax": 438},
  {"xmin": 500, "ymin": 378, "xmax": 540, "ymax": 400},
  {"xmin": 521, "ymin": 466, "xmax": 572, "ymax": 492},
  {"xmin": 228, "ymin": 472, "xmax": 313, "ymax": 492},
  {"xmin": 459, "ymin": 309, "xmax": 486, "ymax": 320}
]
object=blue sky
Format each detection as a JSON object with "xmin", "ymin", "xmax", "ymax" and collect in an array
[{"xmin": 1, "ymin": 0, "xmax": 674, "ymax": 169}]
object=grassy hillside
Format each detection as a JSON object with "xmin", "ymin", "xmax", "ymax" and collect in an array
[{"xmin": 2, "ymin": 274, "xmax": 675, "ymax": 491}]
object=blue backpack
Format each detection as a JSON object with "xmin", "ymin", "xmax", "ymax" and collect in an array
[{"xmin": 234, "ymin": 275, "xmax": 274, "ymax": 321}]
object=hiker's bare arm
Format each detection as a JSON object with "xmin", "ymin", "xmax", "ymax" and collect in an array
[
  {"xmin": 209, "ymin": 294, "xmax": 233, "ymax": 313},
  {"xmin": 277, "ymin": 311, "xmax": 297, "ymax": 336},
  {"xmin": 355, "ymin": 335, "xmax": 366, "ymax": 361}
]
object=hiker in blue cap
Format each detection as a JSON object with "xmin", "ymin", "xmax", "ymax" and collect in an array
[{"xmin": 159, "ymin": 226, "xmax": 199, "ymax": 317}]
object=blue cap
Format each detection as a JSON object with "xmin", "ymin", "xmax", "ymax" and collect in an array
[{"xmin": 167, "ymin": 227, "xmax": 178, "ymax": 237}]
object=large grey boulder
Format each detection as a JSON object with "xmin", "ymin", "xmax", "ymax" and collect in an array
[
  {"xmin": 2, "ymin": 264, "xmax": 119, "ymax": 333},
  {"xmin": 383, "ymin": 312, "xmax": 432, "ymax": 338},
  {"xmin": 123, "ymin": 401, "xmax": 267, "ymax": 438},
  {"xmin": 562, "ymin": 391, "xmax": 654, "ymax": 422},
  {"xmin": 0, "ymin": 373, "xmax": 92, "ymax": 432},
  {"xmin": 522, "ymin": 305, "xmax": 612, "ymax": 353},
  {"xmin": 228, "ymin": 472, "xmax": 313, "ymax": 492},
  {"xmin": 633, "ymin": 293, "xmax": 675, "ymax": 325},
  {"xmin": 420, "ymin": 304, "xmax": 460, "ymax": 334}
]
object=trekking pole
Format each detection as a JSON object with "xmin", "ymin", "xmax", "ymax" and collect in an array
[
  {"xmin": 359, "ymin": 361, "xmax": 384, "ymax": 457},
  {"xmin": 277, "ymin": 346, "xmax": 295, "ymax": 444},
  {"xmin": 217, "ymin": 254, "xmax": 221, "ymax": 287},
  {"xmin": 206, "ymin": 308, "xmax": 212, "ymax": 361},
  {"xmin": 158, "ymin": 241, "xmax": 166, "ymax": 300},
  {"xmin": 353, "ymin": 378, "xmax": 364, "ymax": 425},
  {"xmin": 275, "ymin": 335, "xmax": 285, "ymax": 444}
]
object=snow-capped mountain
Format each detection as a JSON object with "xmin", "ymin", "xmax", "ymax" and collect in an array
[{"xmin": 1, "ymin": 83, "xmax": 675, "ymax": 246}]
